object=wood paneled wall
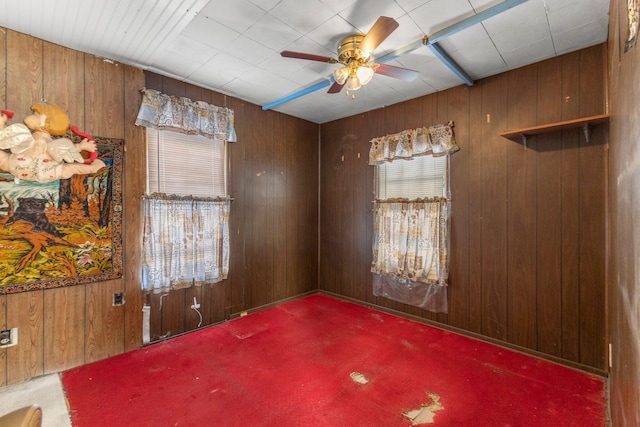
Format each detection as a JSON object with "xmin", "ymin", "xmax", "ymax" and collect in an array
[
  {"xmin": 143, "ymin": 72, "xmax": 319, "ymax": 341},
  {"xmin": 607, "ymin": 0, "xmax": 640, "ymax": 423},
  {"xmin": 0, "ymin": 29, "xmax": 146, "ymax": 385},
  {"xmin": 0, "ymin": 29, "xmax": 319, "ymax": 385},
  {"xmin": 319, "ymin": 44, "xmax": 608, "ymax": 373}
]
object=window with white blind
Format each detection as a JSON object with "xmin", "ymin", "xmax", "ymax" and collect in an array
[
  {"xmin": 146, "ymin": 128, "xmax": 226, "ymax": 197},
  {"xmin": 376, "ymin": 154, "xmax": 447, "ymax": 200}
]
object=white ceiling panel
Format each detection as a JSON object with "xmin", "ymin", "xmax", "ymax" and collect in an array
[
  {"xmin": 270, "ymin": 0, "xmax": 336, "ymax": 33},
  {"xmin": 0, "ymin": 0, "xmax": 609, "ymax": 124},
  {"xmin": 182, "ymin": 15, "xmax": 241, "ymax": 50}
]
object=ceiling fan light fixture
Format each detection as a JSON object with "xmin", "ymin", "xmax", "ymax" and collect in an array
[
  {"xmin": 346, "ymin": 76, "xmax": 362, "ymax": 91},
  {"xmin": 356, "ymin": 65, "xmax": 375, "ymax": 85},
  {"xmin": 333, "ymin": 67, "xmax": 349, "ymax": 85}
]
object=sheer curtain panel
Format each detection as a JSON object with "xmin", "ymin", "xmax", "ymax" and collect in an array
[
  {"xmin": 369, "ymin": 122, "xmax": 458, "ymax": 313},
  {"xmin": 142, "ymin": 195, "xmax": 230, "ymax": 294}
]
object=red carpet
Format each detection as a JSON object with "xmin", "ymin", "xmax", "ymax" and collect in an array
[{"xmin": 62, "ymin": 294, "xmax": 606, "ymax": 426}]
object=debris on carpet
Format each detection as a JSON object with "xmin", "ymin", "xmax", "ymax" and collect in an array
[{"xmin": 402, "ymin": 392, "xmax": 443, "ymax": 425}]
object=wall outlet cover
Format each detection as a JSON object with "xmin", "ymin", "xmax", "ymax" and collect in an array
[{"xmin": 0, "ymin": 328, "xmax": 18, "ymax": 348}]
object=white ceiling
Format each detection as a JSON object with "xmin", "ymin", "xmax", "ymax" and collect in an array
[{"xmin": 0, "ymin": 0, "xmax": 609, "ymax": 124}]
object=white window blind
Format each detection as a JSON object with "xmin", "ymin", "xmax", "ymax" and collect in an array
[
  {"xmin": 376, "ymin": 155, "xmax": 447, "ymax": 199},
  {"xmin": 146, "ymin": 128, "xmax": 226, "ymax": 198}
]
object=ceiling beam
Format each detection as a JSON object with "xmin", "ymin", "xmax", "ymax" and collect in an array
[{"xmin": 262, "ymin": 0, "xmax": 528, "ymax": 111}]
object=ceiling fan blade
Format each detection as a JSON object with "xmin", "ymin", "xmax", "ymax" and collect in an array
[
  {"xmin": 375, "ymin": 63, "xmax": 419, "ymax": 82},
  {"xmin": 281, "ymin": 50, "xmax": 337, "ymax": 63},
  {"xmin": 360, "ymin": 16, "xmax": 399, "ymax": 54},
  {"xmin": 327, "ymin": 81, "xmax": 345, "ymax": 94}
]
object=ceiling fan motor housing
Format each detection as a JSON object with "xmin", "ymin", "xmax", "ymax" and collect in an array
[{"xmin": 337, "ymin": 35, "xmax": 371, "ymax": 65}]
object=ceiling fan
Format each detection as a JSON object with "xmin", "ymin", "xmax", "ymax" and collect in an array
[{"xmin": 281, "ymin": 16, "xmax": 419, "ymax": 95}]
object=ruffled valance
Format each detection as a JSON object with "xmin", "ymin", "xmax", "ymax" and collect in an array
[
  {"xmin": 368, "ymin": 121, "xmax": 457, "ymax": 165},
  {"xmin": 135, "ymin": 88, "xmax": 237, "ymax": 142}
]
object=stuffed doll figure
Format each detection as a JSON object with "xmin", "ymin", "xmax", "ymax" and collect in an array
[{"xmin": 0, "ymin": 103, "xmax": 105, "ymax": 183}]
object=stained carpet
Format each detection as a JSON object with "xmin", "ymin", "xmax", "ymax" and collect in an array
[{"xmin": 61, "ymin": 294, "xmax": 606, "ymax": 426}]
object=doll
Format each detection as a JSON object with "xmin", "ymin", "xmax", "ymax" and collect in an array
[{"xmin": 0, "ymin": 103, "xmax": 105, "ymax": 183}]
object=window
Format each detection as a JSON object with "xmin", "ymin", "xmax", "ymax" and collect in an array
[
  {"xmin": 376, "ymin": 155, "xmax": 447, "ymax": 200},
  {"xmin": 146, "ymin": 128, "xmax": 226, "ymax": 197},
  {"xmin": 142, "ymin": 129, "xmax": 230, "ymax": 295},
  {"xmin": 369, "ymin": 123, "xmax": 459, "ymax": 313}
]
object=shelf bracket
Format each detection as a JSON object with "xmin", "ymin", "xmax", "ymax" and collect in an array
[
  {"xmin": 583, "ymin": 123, "xmax": 592, "ymax": 143},
  {"xmin": 521, "ymin": 134, "xmax": 528, "ymax": 150}
]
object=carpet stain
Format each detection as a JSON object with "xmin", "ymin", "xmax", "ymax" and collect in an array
[
  {"xmin": 349, "ymin": 372, "xmax": 369, "ymax": 384},
  {"xmin": 403, "ymin": 392, "xmax": 443, "ymax": 425}
]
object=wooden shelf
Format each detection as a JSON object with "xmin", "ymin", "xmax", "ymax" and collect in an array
[{"xmin": 500, "ymin": 114, "xmax": 609, "ymax": 148}]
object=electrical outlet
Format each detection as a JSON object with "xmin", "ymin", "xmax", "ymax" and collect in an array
[
  {"xmin": 0, "ymin": 328, "xmax": 18, "ymax": 348},
  {"xmin": 113, "ymin": 292, "xmax": 125, "ymax": 306}
]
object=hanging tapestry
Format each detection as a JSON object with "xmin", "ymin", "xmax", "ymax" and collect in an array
[{"xmin": 0, "ymin": 135, "xmax": 123, "ymax": 293}]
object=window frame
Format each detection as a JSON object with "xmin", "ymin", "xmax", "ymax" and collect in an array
[{"xmin": 145, "ymin": 128, "xmax": 228, "ymax": 198}]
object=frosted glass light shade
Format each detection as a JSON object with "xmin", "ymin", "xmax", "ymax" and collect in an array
[
  {"xmin": 346, "ymin": 76, "xmax": 362, "ymax": 91},
  {"xmin": 356, "ymin": 66, "xmax": 375, "ymax": 85},
  {"xmin": 333, "ymin": 67, "xmax": 349, "ymax": 85}
]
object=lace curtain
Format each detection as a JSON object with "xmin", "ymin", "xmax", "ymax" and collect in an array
[
  {"xmin": 371, "ymin": 198, "xmax": 449, "ymax": 285},
  {"xmin": 369, "ymin": 121, "xmax": 458, "ymax": 165},
  {"xmin": 142, "ymin": 194, "xmax": 230, "ymax": 294},
  {"xmin": 135, "ymin": 88, "xmax": 237, "ymax": 142},
  {"xmin": 369, "ymin": 123, "xmax": 457, "ymax": 312}
]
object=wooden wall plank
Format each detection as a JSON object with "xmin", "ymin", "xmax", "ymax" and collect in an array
[
  {"xmin": 561, "ymin": 51, "xmax": 581, "ymax": 121},
  {"xmin": 84, "ymin": 55, "xmax": 124, "ymax": 138},
  {"xmin": 242, "ymin": 103, "xmax": 258, "ymax": 309},
  {"xmin": 447, "ymin": 85, "xmax": 471, "ymax": 330},
  {"xmin": 6, "ymin": 30, "xmax": 43, "ymax": 118},
  {"xmin": 285, "ymin": 116, "xmax": 300, "ymax": 298},
  {"xmin": 480, "ymin": 74, "xmax": 509, "ymax": 341},
  {"xmin": 161, "ymin": 76, "xmax": 186, "ymax": 98},
  {"xmin": 352, "ymin": 113, "xmax": 370, "ymax": 303},
  {"xmin": 422, "ymin": 92, "xmax": 437, "ymax": 125},
  {"xmin": 579, "ymin": 46, "xmax": 606, "ymax": 118},
  {"xmin": 123, "ymin": 64, "xmax": 146, "ymax": 352},
  {"xmin": 161, "ymin": 289, "xmax": 186, "ymax": 338},
  {"xmin": 300, "ymin": 119, "xmax": 319, "ymax": 295},
  {"xmin": 43, "ymin": 286, "xmax": 85, "ymax": 373},
  {"xmin": 339, "ymin": 118, "xmax": 355, "ymax": 300},
  {"xmin": 272, "ymin": 113, "xmax": 287, "ymax": 302},
  {"xmin": 578, "ymin": 127, "xmax": 606, "ymax": 369},
  {"xmin": 365, "ymin": 108, "xmax": 385, "ymax": 305},
  {"xmin": 560, "ymin": 130, "xmax": 581, "ymax": 362},
  {"xmin": 319, "ymin": 122, "xmax": 340, "ymax": 294},
  {"xmin": 6, "ymin": 291, "xmax": 43, "ymax": 385},
  {"xmin": 506, "ymin": 65, "xmax": 538, "ymax": 349},
  {"xmin": 43, "ymin": 41, "xmax": 84, "ymax": 124},
  {"xmin": 535, "ymin": 138, "xmax": 563, "ymax": 357},
  {"xmin": 85, "ymin": 280, "xmax": 125, "ymax": 363},
  {"xmin": 210, "ymin": 283, "xmax": 226, "ymax": 323},
  {"xmin": 535, "ymin": 58, "xmax": 564, "ymax": 357},
  {"xmin": 404, "ymin": 97, "xmax": 423, "ymax": 129},
  {"xmin": 149, "ymin": 293, "xmax": 163, "ymax": 342},
  {"xmin": 226, "ymin": 97, "xmax": 246, "ymax": 315},
  {"xmin": 250, "ymin": 108, "xmax": 269, "ymax": 308},
  {"xmin": 264, "ymin": 112, "xmax": 276, "ymax": 304},
  {"xmin": 467, "ymin": 84, "xmax": 484, "ymax": 335}
]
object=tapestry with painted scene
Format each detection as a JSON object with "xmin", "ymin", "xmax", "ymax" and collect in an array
[{"xmin": 0, "ymin": 135, "xmax": 123, "ymax": 293}]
